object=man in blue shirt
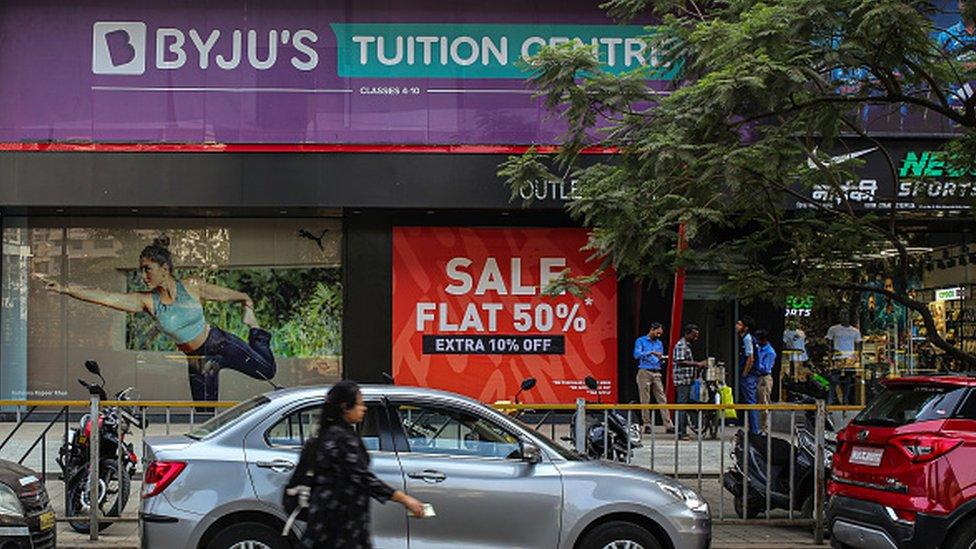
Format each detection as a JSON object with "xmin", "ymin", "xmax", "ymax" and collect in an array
[
  {"xmin": 634, "ymin": 322, "xmax": 674, "ymax": 433},
  {"xmin": 737, "ymin": 316, "xmax": 761, "ymax": 434},
  {"xmin": 755, "ymin": 329, "xmax": 777, "ymax": 433}
]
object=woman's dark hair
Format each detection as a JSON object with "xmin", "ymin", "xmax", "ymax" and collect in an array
[
  {"xmin": 139, "ymin": 235, "xmax": 174, "ymax": 273},
  {"xmin": 320, "ymin": 380, "xmax": 361, "ymax": 431}
]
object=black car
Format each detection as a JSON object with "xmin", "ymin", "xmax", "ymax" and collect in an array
[{"xmin": 0, "ymin": 460, "xmax": 56, "ymax": 549}]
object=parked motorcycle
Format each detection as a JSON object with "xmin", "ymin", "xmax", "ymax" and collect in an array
[
  {"xmin": 722, "ymin": 426, "xmax": 835, "ymax": 519},
  {"xmin": 57, "ymin": 360, "xmax": 142, "ymax": 533},
  {"xmin": 565, "ymin": 376, "xmax": 642, "ymax": 462},
  {"xmin": 493, "ymin": 377, "xmax": 537, "ymax": 417}
]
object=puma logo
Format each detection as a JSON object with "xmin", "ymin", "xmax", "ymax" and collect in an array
[{"xmin": 298, "ymin": 229, "xmax": 328, "ymax": 251}]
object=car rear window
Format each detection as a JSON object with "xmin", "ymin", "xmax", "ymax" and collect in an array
[
  {"xmin": 855, "ymin": 385, "xmax": 967, "ymax": 426},
  {"xmin": 186, "ymin": 395, "xmax": 270, "ymax": 440}
]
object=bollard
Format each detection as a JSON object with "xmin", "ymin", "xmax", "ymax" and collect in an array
[
  {"xmin": 574, "ymin": 399, "xmax": 586, "ymax": 455},
  {"xmin": 88, "ymin": 392, "xmax": 100, "ymax": 541},
  {"xmin": 814, "ymin": 399, "xmax": 827, "ymax": 544}
]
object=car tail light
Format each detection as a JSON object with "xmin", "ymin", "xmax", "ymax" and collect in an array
[
  {"xmin": 143, "ymin": 461, "xmax": 186, "ymax": 499},
  {"xmin": 892, "ymin": 434, "xmax": 963, "ymax": 463}
]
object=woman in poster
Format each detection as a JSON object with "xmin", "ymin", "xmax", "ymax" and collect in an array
[{"xmin": 35, "ymin": 236, "xmax": 277, "ymax": 401}]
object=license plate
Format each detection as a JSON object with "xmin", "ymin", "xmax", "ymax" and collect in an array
[
  {"xmin": 39, "ymin": 511, "xmax": 55, "ymax": 531},
  {"xmin": 850, "ymin": 446, "xmax": 884, "ymax": 467}
]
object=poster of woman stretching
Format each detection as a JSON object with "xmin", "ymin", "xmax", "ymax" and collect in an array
[{"xmin": 34, "ymin": 236, "xmax": 277, "ymax": 401}]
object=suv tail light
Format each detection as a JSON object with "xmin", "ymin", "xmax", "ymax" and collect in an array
[
  {"xmin": 892, "ymin": 434, "xmax": 963, "ymax": 463},
  {"xmin": 143, "ymin": 461, "xmax": 186, "ymax": 499}
]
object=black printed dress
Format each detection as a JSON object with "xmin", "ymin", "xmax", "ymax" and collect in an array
[{"xmin": 299, "ymin": 423, "xmax": 396, "ymax": 549}]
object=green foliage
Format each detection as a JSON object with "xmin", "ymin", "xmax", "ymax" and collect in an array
[
  {"xmin": 126, "ymin": 268, "xmax": 342, "ymax": 357},
  {"xmin": 502, "ymin": 0, "xmax": 976, "ymax": 362}
]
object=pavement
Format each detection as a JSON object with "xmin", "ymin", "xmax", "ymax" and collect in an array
[{"xmin": 0, "ymin": 415, "xmax": 838, "ymax": 548}]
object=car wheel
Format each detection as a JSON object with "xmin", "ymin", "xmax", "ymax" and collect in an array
[
  {"xmin": 206, "ymin": 521, "xmax": 290, "ymax": 549},
  {"xmin": 577, "ymin": 521, "xmax": 663, "ymax": 549},
  {"xmin": 944, "ymin": 517, "xmax": 976, "ymax": 549}
]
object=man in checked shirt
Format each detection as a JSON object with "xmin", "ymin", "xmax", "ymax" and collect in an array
[{"xmin": 672, "ymin": 324, "xmax": 707, "ymax": 440}]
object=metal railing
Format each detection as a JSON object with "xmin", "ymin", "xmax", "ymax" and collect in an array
[
  {"xmin": 0, "ymin": 398, "xmax": 236, "ymax": 541},
  {"xmin": 0, "ymin": 398, "xmax": 861, "ymax": 543},
  {"xmin": 496, "ymin": 400, "xmax": 863, "ymax": 545}
]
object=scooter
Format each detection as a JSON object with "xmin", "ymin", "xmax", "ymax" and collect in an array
[
  {"xmin": 782, "ymin": 377, "xmax": 837, "ymax": 432},
  {"xmin": 722, "ymin": 426, "xmax": 835, "ymax": 519},
  {"xmin": 564, "ymin": 376, "xmax": 642, "ymax": 462},
  {"xmin": 493, "ymin": 377, "xmax": 537, "ymax": 417},
  {"xmin": 57, "ymin": 360, "xmax": 143, "ymax": 533}
]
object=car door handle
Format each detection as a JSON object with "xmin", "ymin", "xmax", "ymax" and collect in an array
[
  {"xmin": 255, "ymin": 459, "xmax": 296, "ymax": 472},
  {"xmin": 407, "ymin": 470, "xmax": 447, "ymax": 483}
]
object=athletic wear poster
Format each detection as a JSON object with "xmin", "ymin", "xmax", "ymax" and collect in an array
[{"xmin": 392, "ymin": 227, "xmax": 617, "ymax": 403}]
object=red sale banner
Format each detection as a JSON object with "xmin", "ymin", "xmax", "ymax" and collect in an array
[{"xmin": 392, "ymin": 227, "xmax": 617, "ymax": 403}]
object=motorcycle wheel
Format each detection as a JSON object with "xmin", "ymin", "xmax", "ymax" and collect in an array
[{"xmin": 66, "ymin": 458, "xmax": 131, "ymax": 533}]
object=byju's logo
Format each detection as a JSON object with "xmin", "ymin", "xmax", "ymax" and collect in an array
[{"xmin": 92, "ymin": 22, "xmax": 146, "ymax": 75}]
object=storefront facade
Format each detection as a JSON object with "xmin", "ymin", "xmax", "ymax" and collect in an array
[
  {"xmin": 5, "ymin": 2, "xmax": 967, "ymax": 408},
  {"xmin": 783, "ymin": 135, "xmax": 976, "ymax": 404},
  {"xmin": 0, "ymin": 0, "xmax": 681, "ymax": 404}
]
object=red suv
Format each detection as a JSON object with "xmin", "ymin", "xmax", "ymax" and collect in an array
[{"xmin": 828, "ymin": 376, "xmax": 976, "ymax": 548}]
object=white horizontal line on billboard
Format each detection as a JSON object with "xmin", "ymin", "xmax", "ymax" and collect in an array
[{"xmin": 91, "ymin": 86, "xmax": 353, "ymax": 93}]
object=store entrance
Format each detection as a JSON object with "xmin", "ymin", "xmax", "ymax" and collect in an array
[{"xmin": 681, "ymin": 299, "xmax": 735, "ymax": 373}]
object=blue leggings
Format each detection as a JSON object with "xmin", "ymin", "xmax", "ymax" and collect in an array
[{"xmin": 185, "ymin": 326, "xmax": 277, "ymax": 401}]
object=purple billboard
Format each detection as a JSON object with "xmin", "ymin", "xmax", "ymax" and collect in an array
[{"xmin": 0, "ymin": 1, "xmax": 674, "ymax": 145}]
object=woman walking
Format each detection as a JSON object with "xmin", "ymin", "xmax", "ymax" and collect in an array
[
  {"xmin": 35, "ymin": 236, "xmax": 277, "ymax": 401},
  {"xmin": 299, "ymin": 381, "xmax": 424, "ymax": 548}
]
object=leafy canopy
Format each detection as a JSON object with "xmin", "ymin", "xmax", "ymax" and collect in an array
[{"xmin": 501, "ymin": 0, "xmax": 976, "ymax": 363}]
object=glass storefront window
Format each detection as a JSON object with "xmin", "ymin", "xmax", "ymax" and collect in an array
[{"xmin": 1, "ymin": 217, "xmax": 342, "ymax": 402}]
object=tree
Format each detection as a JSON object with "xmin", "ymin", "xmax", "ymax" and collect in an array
[{"xmin": 500, "ymin": 0, "xmax": 976, "ymax": 367}]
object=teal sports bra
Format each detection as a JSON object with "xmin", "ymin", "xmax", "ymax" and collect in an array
[{"xmin": 151, "ymin": 280, "xmax": 206, "ymax": 344}]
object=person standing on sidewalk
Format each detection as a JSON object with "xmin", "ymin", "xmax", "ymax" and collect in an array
[
  {"xmin": 754, "ymin": 329, "xmax": 776, "ymax": 433},
  {"xmin": 634, "ymin": 322, "xmax": 674, "ymax": 433},
  {"xmin": 672, "ymin": 324, "xmax": 707, "ymax": 440},
  {"xmin": 736, "ymin": 316, "xmax": 761, "ymax": 434}
]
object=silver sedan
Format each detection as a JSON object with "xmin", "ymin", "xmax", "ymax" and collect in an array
[{"xmin": 139, "ymin": 385, "xmax": 711, "ymax": 549}]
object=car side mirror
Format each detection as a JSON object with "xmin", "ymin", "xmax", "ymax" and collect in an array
[{"xmin": 521, "ymin": 441, "xmax": 542, "ymax": 464}]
